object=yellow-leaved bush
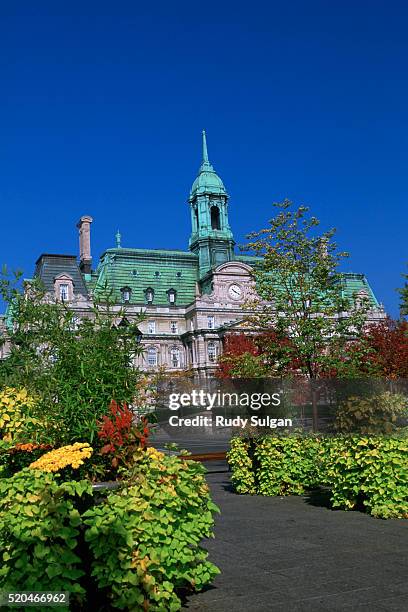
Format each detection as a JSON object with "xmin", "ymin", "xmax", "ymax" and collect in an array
[
  {"xmin": 0, "ymin": 446, "xmax": 220, "ymax": 610},
  {"xmin": 227, "ymin": 434, "xmax": 408, "ymax": 519},
  {"xmin": 83, "ymin": 446, "xmax": 220, "ymax": 611},
  {"xmin": 0, "ymin": 387, "xmax": 37, "ymax": 442},
  {"xmin": 29, "ymin": 443, "xmax": 93, "ymax": 473}
]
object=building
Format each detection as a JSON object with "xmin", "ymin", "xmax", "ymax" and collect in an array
[{"xmin": 0, "ymin": 132, "xmax": 385, "ymax": 373}]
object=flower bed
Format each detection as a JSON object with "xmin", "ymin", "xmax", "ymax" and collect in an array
[
  {"xmin": 227, "ymin": 434, "xmax": 408, "ymax": 519},
  {"xmin": 0, "ymin": 445, "xmax": 220, "ymax": 610}
]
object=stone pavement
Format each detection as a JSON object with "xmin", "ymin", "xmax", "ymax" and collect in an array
[{"xmin": 183, "ymin": 471, "xmax": 408, "ymax": 612}]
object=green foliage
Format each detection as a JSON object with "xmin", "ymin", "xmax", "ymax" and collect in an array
[
  {"xmin": 0, "ymin": 273, "xmax": 145, "ymax": 446},
  {"xmin": 0, "ymin": 469, "xmax": 92, "ymax": 606},
  {"xmin": 335, "ymin": 392, "xmax": 408, "ymax": 434},
  {"xmin": 228, "ymin": 434, "xmax": 408, "ymax": 519},
  {"xmin": 218, "ymin": 351, "xmax": 269, "ymax": 378},
  {"xmin": 83, "ymin": 448, "xmax": 220, "ymax": 611},
  {"xmin": 227, "ymin": 438, "xmax": 256, "ymax": 494},
  {"xmin": 244, "ymin": 201, "xmax": 369, "ymax": 378},
  {"xmin": 0, "ymin": 449, "xmax": 220, "ymax": 610},
  {"xmin": 254, "ymin": 435, "xmax": 324, "ymax": 496},
  {"xmin": 327, "ymin": 436, "xmax": 408, "ymax": 519}
]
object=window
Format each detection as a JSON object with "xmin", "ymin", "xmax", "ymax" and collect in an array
[
  {"xmin": 208, "ymin": 341, "xmax": 217, "ymax": 363},
  {"xmin": 210, "ymin": 205, "xmax": 221, "ymax": 230},
  {"xmin": 147, "ymin": 347, "xmax": 157, "ymax": 367},
  {"xmin": 170, "ymin": 321, "xmax": 178, "ymax": 334},
  {"xmin": 177, "ymin": 271, "xmax": 182, "ymax": 278},
  {"xmin": 54, "ymin": 274, "xmax": 73, "ymax": 302},
  {"xmin": 132, "ymin": 270, "xmax": 138, "ymax": 276},
  {"xmin": 171, "ymin": 346, "xmax": 180, "ymax": 368},
  {"xmin": 167, "ymin": 289, "xmax": 176, "ymax": 305},
  {"xmin": 207, "ymin": 315, "xmax": 215, "ymax": 329},
  {"xmin": 121, "ymin": 287, "xmax": 131, "ymax": 303},
  {"xmin": 147, "ymin": 320, "xmax": 156, "ymax": 334},
  {"xmin": 145, "ymin": 288, "xmax": 154, "ymax": 304},
  {"xmin": 155, "ymin": 271, "xmax": 160, "ymax": 277},
  {"xmin": 59, "ymin": 284, "xmax": 69, "ymax": 301}
]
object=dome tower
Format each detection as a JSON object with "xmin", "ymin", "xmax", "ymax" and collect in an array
[{"xmin": 188, "ymin": 131, "xmax": 235, "ymax": 277}]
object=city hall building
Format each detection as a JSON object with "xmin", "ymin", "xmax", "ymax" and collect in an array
[{"xmin": 1, "ymin": 133, "xmax": 385, "ymax": 375}]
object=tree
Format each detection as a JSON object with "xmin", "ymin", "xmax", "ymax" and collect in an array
[
  {"xmin": 0, "ymin": 271, "xmax": 145, "ymax": 445},
  {"xmin": 354, "ymin": 318, "xmax": 408, "ymax": 379},
  {"xmin": 398, "ymin": 264, "xmax": 408, "ymax": 317},
  {"xmin": 244, "ymin": 200, "xmax": 370, "ymax": 380},
  {"xmin": 216, "ymin": 333, "xmax": 268, "ymax": 378}
]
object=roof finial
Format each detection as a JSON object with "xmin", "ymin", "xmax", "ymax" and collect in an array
[
  {"xmin": 202, "ymin": 129, "xmax": 209, "ymax": 163},
  {"xmin": 116, "ymin": 229, "xmax": 122, "ymax": 248}
]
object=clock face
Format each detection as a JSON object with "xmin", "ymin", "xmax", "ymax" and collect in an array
[{"xmin": 228, "ymin": 284, "xmax": 243, "ymax": 300}]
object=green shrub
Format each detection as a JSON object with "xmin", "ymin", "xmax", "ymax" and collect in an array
[
  {"xmin": 327, "ymin": 436, "xmax": 408, "ymax": 519},
  {"xmin": 255, "ymin": 435, "xmax": 325, "ymax": 496},
  {"xmin": 0, "ymin": 447, "xmax": 220, "ymax": 610},
  {"xmin": 0, "ymin": 469, "xmax": 92, "ymax": 606},
  {"xmin": 83, "ymin": 447, "xmax": 220, "ymax": 611},
  {"xmin": 228, "ymin": 434, "xmax": 408, "ymax": 519},
  {"xmin": 335, "ymin": 392, "xmax": 408, "ymax": 434},
  {"xmin": 226, "ymin": 437, "xmax": 256, "ymax": 494}
]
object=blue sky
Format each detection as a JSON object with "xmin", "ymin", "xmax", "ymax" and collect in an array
[{"xmin": 1, "ymin": 1, "xmax": 407, "ymax": 316}]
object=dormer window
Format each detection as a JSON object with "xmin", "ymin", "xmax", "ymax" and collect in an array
[
  {"xmin": 54, "ymin": 274, "xmax": 74, "ymax": 303},
  {"xmin": 355, "ymin": 290, "xmax": 369, "ymax": 310},
  {"xmin": 145, "ymin": 288, "xmax": 154, "ymax": 304},
  {"xmin": 168, "ymin": 289, "xmax": 176, "ymax": 305},
  {"xmin": 121, "ymin": 286, "xmax": 131, "ymax": 303}
]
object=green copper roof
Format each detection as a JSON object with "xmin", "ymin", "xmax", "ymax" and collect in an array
[
  {"xmin": 340, "ymin": 273, "xmax": 379, "ymax": 307},
  {"xmin": 93, "ymin": 248, "xmax": 199, "ymax": 306},
  {"xmin": 189, "ymin": 130, "xmax": 227, "ymax": 199}
]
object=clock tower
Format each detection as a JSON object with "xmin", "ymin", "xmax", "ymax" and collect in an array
[{"xmin": 188, "ymin": 131, "xmax": 235, "ymax": 278}]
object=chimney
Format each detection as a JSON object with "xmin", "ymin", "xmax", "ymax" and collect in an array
[{"xmin": 77, "ymin": 215, "xmax": 93, "ymax": 274}]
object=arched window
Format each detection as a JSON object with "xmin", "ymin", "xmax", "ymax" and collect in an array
[
  {"xmin": 167, "ymin": 288, "xmax": 176, "ymax": 305},
  {"xmin": 210, "ymin": 206, "xmax": 221, "ymax": 230},
  {"xmin": 121, "ymin": 286, "xmax": 131, "ymax": 303},
  {"xmin": 145, "ymin": 288, "xmax": 154, "ymax": 304},
  {"xmin": 170, "ymin": 346, "xmax": 180, "ymax": 368},
  {"xmin": 147, "ymin": 347, "xmax": 158, "ymax": 367},
  {"xmin": 208, "ymin": 341, "xmax": 217, "ymax": 363},
  {"xmin": 195, "ymin": 207, "xmax": 199, "ymax": 230}
]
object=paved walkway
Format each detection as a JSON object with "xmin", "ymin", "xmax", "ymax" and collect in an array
[{"xmin": 183, "ymin": 471, "xmax": 408, "ymax": 612}]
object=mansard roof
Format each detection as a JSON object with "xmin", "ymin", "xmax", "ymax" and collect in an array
[
  {"xmin": 93, "ymin": 248, "xmax": 199, "ymax": 306},
  {"xmin": 34, "ymin": 254, "xmax": 89, "ymax": 296}
]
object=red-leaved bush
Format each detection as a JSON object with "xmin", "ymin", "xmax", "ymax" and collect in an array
[{"xmin": 97, "ymin": 400, "xmax": 150, "ymax": 468}]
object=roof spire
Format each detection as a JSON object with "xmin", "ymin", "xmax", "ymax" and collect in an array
[
  {"xmin": 115, "ymin": 229, "xmax": 122, "ymax": 248},
  {"xmin": 202, "ymin": 129, "xmax": 209, "ymax": 163}
]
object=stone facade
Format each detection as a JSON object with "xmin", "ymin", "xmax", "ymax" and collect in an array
[{"xmin": 0, "ymin": 132, "xmax": 386, "ymax": 375}]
